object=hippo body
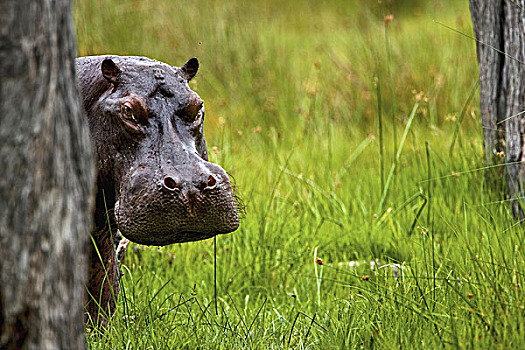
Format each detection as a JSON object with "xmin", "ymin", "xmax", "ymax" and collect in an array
[{"xmin": 76, "ymin": 55, "xmax": 239, "ymax": 324}]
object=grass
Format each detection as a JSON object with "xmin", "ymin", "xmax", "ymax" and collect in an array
[{"xmin": 76, "ymin": 0, "xmax": 525, "ymax": 348}]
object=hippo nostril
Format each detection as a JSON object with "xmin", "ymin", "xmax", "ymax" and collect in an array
[
  {"xmin": 207, "ymin": 175, "xmax": 216, "ymax": 188},
  {"xmin": 200, "ymin": 175, "xmax": 217, "ymax": 192},
  {"xmin": 163, "ymin": 176, "xmax": 180, "ymax": 191}
]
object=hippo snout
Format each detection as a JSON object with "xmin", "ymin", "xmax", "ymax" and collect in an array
[
  {"xmin": 115, "ymin": 162, "xmax": 239, "ymax": 246},
  {"xmin": 160, "ymin": 168, "xmax": 227, "ymax": 218}
]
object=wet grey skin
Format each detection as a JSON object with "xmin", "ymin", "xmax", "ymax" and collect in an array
[{"xmin": 76, "ymin": 55, "xmax": 239, "ymax": 325}]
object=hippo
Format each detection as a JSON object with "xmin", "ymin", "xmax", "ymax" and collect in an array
[{"xmin": 75, "ymin": 55, "xmax": 240, "ymax": 325}]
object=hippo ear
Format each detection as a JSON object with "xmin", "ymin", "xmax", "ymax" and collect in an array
[
  {"xmin": 101, "ymin": 58, "xmax": 121, "ymax": 85},
  {"xmin": 180, "ymin": 57, "xmax": 199, "ymax": 81}
]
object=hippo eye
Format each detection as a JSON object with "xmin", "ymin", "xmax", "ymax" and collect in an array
[
  {"xmin": 178, "ymin": 99, "xmax": 204, "ymax": 124},
  {"xmin": 122, "ymin": 102, "xmax": 136, "ymax": 122},
  {"xmin": 118, "ymin": 97, "xmax": 148, "ymax": 134}
]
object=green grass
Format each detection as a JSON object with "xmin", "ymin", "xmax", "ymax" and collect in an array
[{"xmin": 76, "ymin": 0, "xmax": 525, "ymax": 348}]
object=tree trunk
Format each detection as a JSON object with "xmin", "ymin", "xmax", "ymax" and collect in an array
[
  {"xmin": 470, "ymin": 0, "xmax": 525, "ymax": 216},
  {"xmin": 0, "ymin": 0, "xmax": 95, "ymax": 348}
]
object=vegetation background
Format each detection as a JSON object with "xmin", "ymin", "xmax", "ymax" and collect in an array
[{"xmin": 75, "ymin": 0, "xmax": 525, "ymax": 348}]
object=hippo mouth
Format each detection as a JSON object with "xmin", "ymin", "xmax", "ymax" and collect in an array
[
  {"xmin": 114, "ymin": 171, "xmax": 239, "ymax": 246},
  {"xmin": 115, "ymin": 196, "xmax": 239, "ymax": 246}
]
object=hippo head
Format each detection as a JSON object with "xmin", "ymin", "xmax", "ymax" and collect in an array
[{"xmin": 79, "ymin": 55, "xmax": 239, "ymax": 246}]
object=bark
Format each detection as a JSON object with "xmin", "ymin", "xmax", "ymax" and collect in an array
[
  {"xmin": 0, "ymin": 0, "xmax": 95, "ymax": 348},
  {"xmin": 470, "ymin": 0, "xmax": 525, "ymax": 216}
]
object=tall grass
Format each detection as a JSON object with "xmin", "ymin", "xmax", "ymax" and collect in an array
[{"xmin": 77, "ymin": 0, "xmax": 525, "ymax": 348}]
